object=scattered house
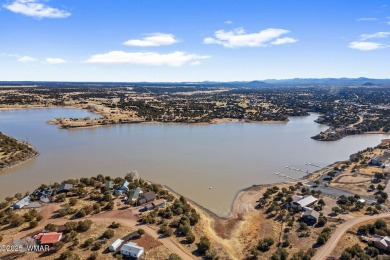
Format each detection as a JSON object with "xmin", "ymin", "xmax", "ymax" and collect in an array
[
  {"xmin": 12, "ymin": 196, "xmax": 30, "ymax": 209},
  {"xmin": 32, "ymin": 188, "xmax": 53, "ymax": 202},
  {"xmin": 370, "ymin": 155, "xmax": 387, "ymax": 166},
  {"xmin": 35, "ymin": 188, "xmax": 53, "ymax": 203},
  {"xmin": 120, "ymin": 242, "xmax": 144, "ymax": 259},
  {"xmin": 301, "ymin": 209, "xmax": 320, "ymax": 224},
  {"xmin": 109, "ymin": 238, "xmax": 124, "ymax": 252},
  {"xmin": 105, "ymin": 181, "xmax": 115, "ymax": 190},
  {"xmin": 369, "ymin": 235, "xmax": 390, "ymax": 251},
  {"xmin": 128, "ymin": 187, "xmax": 142, "ymax": 202},
  {"xmin": 137, "ymin": 191, "xmax": 156, "ymax": 205},
  {"xmin": 152, "ymin": 199, "xmax": 167, "ymax": 208},
  {"xmin": 290, "ymin": 195, "xmax": 317, "ymax": 210},
  {"xmin": 57, "ymin": 183, "xmax": 74, "ymax": 193},
  {"xmin": 119, "ymin": 181, "xmax": 129, "ymax": 190},
  {"xmin": 144, "ymin": 199, "xmax": 167, "ymax": 211},
  {"xmin": 34, "ymin": 232, "xmax": 63, "ymax": 245},
  {"xmin": 114, "ymin": 181, "xmax": 130, "ymax": 195}
]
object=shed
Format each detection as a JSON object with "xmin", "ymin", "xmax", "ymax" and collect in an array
[{"xmin": 109, "ymin": 238, "xmax": 124, "ymax": 252}]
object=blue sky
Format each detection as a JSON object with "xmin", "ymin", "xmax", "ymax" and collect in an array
[{"xmin": 0, "ymin": 0, "xmax": 390, "ymax": 82}]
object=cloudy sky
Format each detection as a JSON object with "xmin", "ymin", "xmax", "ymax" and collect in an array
[{"xmin": 1, "ymin": 0, "xmax": 390, "ymax": 82}]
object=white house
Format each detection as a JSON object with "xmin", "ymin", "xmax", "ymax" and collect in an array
[
  {"xmin": 109, "ymin": 238, "xmax": 124, "ymax": 252},
  {"xmin": 290, "ymin": 195, "xmax": 318, "ymax": 210},
  {"xmin": 120, "ymin": 242, "xmax": 144, "ymax": 259},
  {"xmin": 12, "ymin": 196, "xmax": 30, "ymax": 209}
]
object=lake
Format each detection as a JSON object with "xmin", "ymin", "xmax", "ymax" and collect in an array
[{"xmin": 0, "ymin": 108, "xmax": 387, "ymax": 216}]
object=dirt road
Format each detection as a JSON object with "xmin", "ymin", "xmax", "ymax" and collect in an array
[{"xmin": 313, "ymin": 213, "xmax": 390, "ymax": 260}]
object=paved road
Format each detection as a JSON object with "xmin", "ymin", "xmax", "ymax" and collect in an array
[{"xmin": 313, "ymin": 213, "xmax": 390, "ymax": 260}]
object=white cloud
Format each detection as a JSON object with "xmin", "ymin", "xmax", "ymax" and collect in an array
[
  {"xmin": 3, "ymin": 0, "xmax": 71, "ymax": 19},
  {"xmin": 356, "ymin": 18, "xmax": 377, "ymax": 21},
  {"xmin": 348, "ymin": 41, "xmax": 386, "ymax": 51},
  {"xmin": 360, "ymin": 32, "xmax": 390, "ymax": 40},
  {"xmin": 271, "ymin": 37, "xmax": 298, "ymax": 45},
  {"xmin": 18, "ymin": 56, "xmax": 36, "ymax": 62},
  {"xmin": 123, "ymin": 33, "xmax": 177, "ymax": 47},
  {"xmin": 224, "ymin": 20, "xmax": 234, "ymax": 24},
  {"xmin": 85, "ymin": 51, "xmax": 209, "ymax": 67},
  {"xmin": 203, "ymin": 27, "xmax": 297, "ymax": 48},
  {"xmin": 45, "ymin": 58, "xmax": 66, "ymax": 64},
  {"xmin": 190, "ymin": 61, "xmax": 201, "ymax": 66}
]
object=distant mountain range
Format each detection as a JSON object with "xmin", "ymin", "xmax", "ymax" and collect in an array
[{"xmin": 0, "ymin": 78, "xmax": 390, "ymax": 88}]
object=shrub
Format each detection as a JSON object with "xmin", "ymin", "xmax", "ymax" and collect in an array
[
  {"xmin": 82, "ymin": 238, "xmax": 94, "ymax": 248},
  {"xmin": 69, "ymin": 198, "xmax": 78, "ymax": 206},
  {"xmin": 168, "ymin": 254, "xmax": 182, "ymax": 260},
  {"xmin": 197, "ymin": 236, "xmax": 211, "ymax": 255},
  {"xmin": 102, "ymin": 229, "xmax": 115, "ymax": 239},
  {"xmin": 29, "ymin": 220, "xmax": 38, "ymax": 229},
  {"xmin": 109, "ymin": 222, "xmax": 121, "ymax": 229},
  {"xmin": 75, "ymin": 209, "xmax": 86, "ymax": 218},
  {"xmin": 45, "ymin": 223, "xmax": 57, "ymax": 232},
  {"xmin": 10, "ymin": 215, "xmax": 24, "ymax": 227},
  {"xmin": 54, "ymin": 241, "xmax": 65, "ymax": 251},
  {"xmin": 186, "ymin": 232, "xmax": 196, "ymax": 244},
  {"xmin": 257, "ymin": 237, "xmax": 274, "ymax": 252},
  {"xmin": 137, "ymin": 229, "xmax": 145, "ymax": 236},
  {"xmin": 77, "ymin": 220, "xmax": 93, "ymax": 232}
]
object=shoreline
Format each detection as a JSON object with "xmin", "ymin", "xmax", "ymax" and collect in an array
[{"xmin": 0, "ymin": 153, "xmax": 39, "ymax": 173}]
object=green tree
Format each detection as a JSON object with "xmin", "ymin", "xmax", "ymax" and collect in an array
[
  {"xmin": 257, "ymin": 237, "xmax": 274, "ymax": 252},
  {"xmin": 197, "ymin": 236, "xmax": 211, "ymax": 255},
  {"xmin": 186, "ymin": 232, "xmax": 196, "ymax": 244}
]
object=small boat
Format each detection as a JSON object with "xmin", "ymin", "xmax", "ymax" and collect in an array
[
  {"xmin": 275, "ymin": 172, "xmax": 280, "ymax": 175},
  {"xmin": 209, "ymin": 187, "xmax": 213, "ymax": 190}
]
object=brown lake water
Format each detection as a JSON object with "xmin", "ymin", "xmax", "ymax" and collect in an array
[{"xmin": 0, "ymin": 109, "xmax": 387, "ymax": 216}]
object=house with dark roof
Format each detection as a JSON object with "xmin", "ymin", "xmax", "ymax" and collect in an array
[
  {"xmin": 57, "ymin": 183, "xmax": 73, "ymax": 193},
  {"xmin": 369, "ymin": 235, "xmax": 390, "ymax": 251},
  {"xmin": 301, "ymin": 209, "xmax": 320, "ymax": 224},
  {"xmin": 137, "ymin": 191, "xmax": 156, "ymax": 205},
  {"xmin": 127, "ymin": 187, "xmax": 142, "ymax": 202},
  {"xmin": 370, "ymin": 155, "xmax": 387, "ymax": 166}
]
